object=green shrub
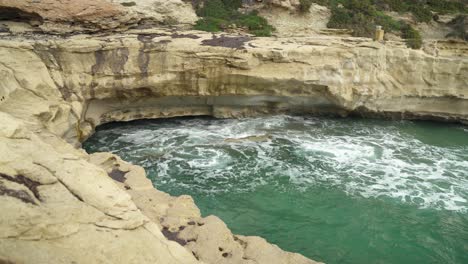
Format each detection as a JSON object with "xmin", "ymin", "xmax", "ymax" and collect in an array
[
  {"xmin": 327, "ymin": 7, "xmax": 353, "ymax": 29},
  {"xmin": 402, "ymin": 24, "xmax": 422, "ymax": 49},
  {"xmin": 235, "ymin": 12, "xmax": 274, "ymax": 36},
  {"xmin": 319, "ymin": 0, "xmax": 466, "ymax": 47},
  {"xmin": 351, "ymin": 13, "xmax": 375, "ymax": 37},
  {"xmin": 446, "ymin": 15, "xmax": 467, "ymax": 41},
  {"xmin": 327, "ymin": 5, "xmax": 379, "ymax": 38},
  {"xmin": 221, "ymin": 0, "xmax": 243, "ymax": 9},
  {"xmin": 299, "ymin": 0, "xmax": 313, "ymax": 13},
  {"xmin": 194, "ymin": 0, "xmax": 274, "ymax": 37},
  {"xmin": 196, "ymin": 0, "xmax": 230, "ymax": 19},
  {"xmin": 343, "ymin": 0, "xmax": 376, "ymax": 15},
  {"xmin": 194, "ymin": 17, "xmax": 227, "ymax": 32},
  {"xmin": 375, "ymin": 0, "xmax": 409, "ymax": 12},
  {"xmin": 410, "ymin": 4, "xmax": 433, "ymax": 23},
  {"xmin": 426, "ymin": 0, "xmax": 467, "ymax": 14},
  {"xmin": 374, "ymin": 11, "xmax": 402, "ymax": 31}
]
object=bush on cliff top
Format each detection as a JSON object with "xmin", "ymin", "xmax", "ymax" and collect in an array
[
  {"xmin": 402, "ymin": 23, "xmax": 423, "ymax": 49},
  {"xmin": 446, "ymin": 15, "xmax": 467, "ymax": 41},
  {"xmin": 194, "ymin": 0, "xmax": 274, "ymax": 37},
  {"xmin": 312, "ymin": 0, "xmax": 467, "ymax": 48}
]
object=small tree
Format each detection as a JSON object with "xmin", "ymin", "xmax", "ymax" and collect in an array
[{"xmin": 402, "ymin": 24, "xmax": 423, "ymax": 49}]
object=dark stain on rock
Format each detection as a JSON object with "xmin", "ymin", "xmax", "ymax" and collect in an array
[
  {"xmin": 32, "ymin": 45, "xmax": 72, "ymax": 100},
  {"xmin": 115, "ymin": 87, "xmax": 154, "ymax": 99},
  {"xmin": 0, "ymin": 184, "xmax": 37, "ymax": 205},
  {"xmin": 124, "ymin": 185, "xmax": 131, "ymax": 190},
  {"xmin": 0, "ymin": 173, "xmax": 41, "ymax": 201},
  {"xmin": 161, "ymin": 227, "xmax": 187, "ymax": 246},
  {"xmin": 91, "ymin": 47, "xmax": 129, "ymax": 76},
  {"xmin": 137, "ymin": 33, "xmax": 167, "ymax": 42},
  {"xmin": 222, "ymin": 252, "xmax": 231, "ymax": 258},
  {"xmin": 218, "ymin": 247, "xmax": 224, "ymax": 251},
  {"xmin": 233, "ymin": 235, "xmax": 247, "ymax": 248},
  {"xmin": 187, "ymin": 221, "xmax": 196, "ymax": 225},
  {"xmin": 171, "ymin": 33, "xmax": 200, "ymax": 39},
  {"xmin": 137, "ymin": 34, "xmax": 171, "ymax": 78},
  {"xmin": 201, "ymin": 35, "xmax": 251, "ymax": 49},
  {"xmin": 0, "ymin": 173, "xmax": 42, "ymax": 205},
  {"xmin": 0, "ymin": 257, "xmax": 17, "ymax": 264},
  {"xmin": 179, "ymin": 225, "xmax": 186, "ymax": 231},
  {"xmin": 108, "ymin": 169, "xmax": 127, "ymax": 183},
  {"xmin": 157, "ymin": 39, "xmax": 172, "ymax": 44},
  {"xmin": 197, "ymin": 222, "xmax": 205, "ymax": 226},
  {"xmin": 91, "ymin": 50, "xmax": 105, "ymax": 75},
  {"xmin": 137, "ymin": 47, "xmax": 150, "ymax": 78}
]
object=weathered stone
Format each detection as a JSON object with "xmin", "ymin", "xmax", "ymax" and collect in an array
[{"xmin": 0, "ymin": 4, "xmax": 466, "ymax": 263}]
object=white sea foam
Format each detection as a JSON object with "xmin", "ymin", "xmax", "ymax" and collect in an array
[{"xmin": 89, "ymin": 116, "xmax": 468, "ymax": 212}]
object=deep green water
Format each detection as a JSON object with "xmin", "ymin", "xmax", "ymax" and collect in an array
[{"xmin": 83, "ymin": 116, "xmax": 468, "ymax": 264}]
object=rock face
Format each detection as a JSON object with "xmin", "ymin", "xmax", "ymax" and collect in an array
[
  {"xmin": 0, "ymin": 22, "xmax": 325, "ymax": 264},
  {"xmin": 267, "ymin": 0, "xmax": 300, "ymax": 10},
  {"xmin": 0, "ymin": 0, "xmax": 136, "ymax": 33},
  {"xmin": 0, "ymin": 0, "xmax": 198, "ymax": 34},
  {"xmin": 111, "ymin": 0, "xmax": 198, "ymax": 27},
  {"xmin": 0, "ymin": 112, "xmax": 199, "ymax": 264},
  {"xmin": 0, "ymin": 3, "xmax": 467, "ymax": 263},
  {"xmin": 259, "ymin": 3, "xmax": 331, "ymax": 36},
  {"xmin": 2, "ymin": 30, "xmax": 465, "ymax": 143}
]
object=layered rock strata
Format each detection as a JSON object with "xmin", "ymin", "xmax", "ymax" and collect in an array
[
  {"xmin": 3, "ymin": 30, "xmax": 467, "ymax": 143},
  {"xmin": 0, "ymin": 24, "xmax": 467, "ymax": 264},
  {"xmin": 0, "ymin": 0, "xmax": 197, "ymax": 34}
]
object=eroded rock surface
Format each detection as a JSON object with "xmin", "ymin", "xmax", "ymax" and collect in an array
[
  {"xmin": 0, "ymin": 0, "xmax": 137, "ymax": 33},
  {"xmin": 0, "ymin": 0, "xmax": 197, "ymax": 34},
  {"xmin": 2, "ymin": 29, "xmax": 465, "ymax": 144},
  {"xmin": 89, "ymin": 152, "xmax": 317, "ymax": 264}
]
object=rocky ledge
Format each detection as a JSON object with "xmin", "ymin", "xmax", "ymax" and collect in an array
[{"xmin": 0, "ymin": 19, "xmax": 467, "ymax": 264}]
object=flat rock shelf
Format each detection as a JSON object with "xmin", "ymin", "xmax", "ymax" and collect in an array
[{"xmin": 84, "ymin": 116, "xmax": 468, "ymax": 264}]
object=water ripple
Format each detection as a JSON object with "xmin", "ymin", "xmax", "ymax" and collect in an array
[{"xmin": 84, "ymin": 116, "xmax": 468, "ymax": 212}]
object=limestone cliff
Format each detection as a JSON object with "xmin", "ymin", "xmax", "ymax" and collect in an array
[
  {"xmin": 0, "ymin": 1, "xmax": 467, "ymax": 264},
  {"xmin": 3, "ymin": 30, "xmax": 467, "ymax": 142}
]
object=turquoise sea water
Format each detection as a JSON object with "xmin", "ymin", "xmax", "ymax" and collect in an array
[{"xmin": 83, "ymin": 116, "xmax": 468, "ymax": 264}]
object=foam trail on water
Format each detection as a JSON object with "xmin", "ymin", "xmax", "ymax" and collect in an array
[{"xmin": 85, "ymin": 116, "xmax": 468, "ymax": 212}]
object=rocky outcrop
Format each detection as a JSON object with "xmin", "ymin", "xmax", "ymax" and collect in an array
[
  {"xmin": 110, "ymin": 0, "xmax": 198, "ymax": 27},
  {"xmin": 0, "ymin": 0, "xmax": 198, "ymax": 34},
  {"xmin": 259, "ymin": 3, "xmax": 331, "ymax": 37},
  {"xmin": 0, "ymin": 112, "xmax": 199, "ymax": 264},
  {"xmin": 89, "ymin": 152, "xmax": 316, "ymax": 264},
  {"xmin": 2, "ymin": 30, "xmax": 466, "ymax": 143},
  {"xmin": 0, "ymin": 10, "xmax": 467, "ymax": 264},
  {"xmin": 0, "ymin": 0, "xmax": 137, "ymax": 33},
  {"xmin": 267, "ymin": 0, "xmax": 300, "ymax": 11},
  {"xmin": 0, "ymin": 25, "xmax": 328, "ymax": 264}
]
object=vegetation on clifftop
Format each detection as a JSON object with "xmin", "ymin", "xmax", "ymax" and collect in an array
[
  {"xmin": 308, "ymin": 0, "xmax": 467, "ymax": 49},
  {"xmin": 193, "ymin": 0, "xmax": 274, "ymax": 37}
]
